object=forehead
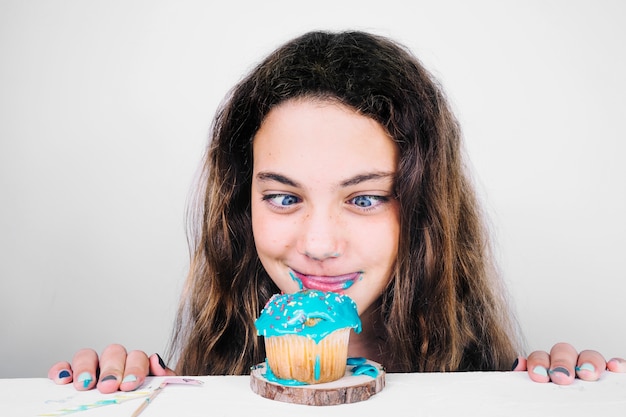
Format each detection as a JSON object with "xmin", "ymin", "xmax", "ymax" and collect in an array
[{"xmin": 252, "ymin": 99, "xmax": 398, "ymax": 178}]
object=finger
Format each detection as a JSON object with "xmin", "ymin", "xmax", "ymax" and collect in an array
[
  {"xmin": 48, "ymin": 361, "xmax": 73, "ymax": 385},
  {"xmin": 71, "ymin": 348, "xmax": 99, "ymax": 391},
  {"xmin": 118, "ymin": 350, "xmax": 150, "ymax": 392},
  {"xmin": 575, "ymin": 350, "xmax": 606, "ymax": 381},
  {"xmin": 548, "ymin": 342, "xmax": 577, "ymax": 385},
  {"xmin": 526, "ymin": 350, "xmax": 551, "ymax": 383},
  {"xmin": 96, "ymin": 344, "xmax": 128, "ymax": 393},
  {"xmin": 511, "ymin": 356, "xmax": 527, "ymax": 372},
  {"xmin": 148, "ymin": 353, "xmax": 177, "ymax": 377},
  {"xmin": 607, "ymin": 358, "xmax": 626, "ymax": 373}
]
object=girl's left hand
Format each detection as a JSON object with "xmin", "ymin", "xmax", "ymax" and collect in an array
[{"xmin": 512, "ymin": 342, "xmax": 626, "ymax": 384}]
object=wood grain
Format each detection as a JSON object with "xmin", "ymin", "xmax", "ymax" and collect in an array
[{"xmin": 249, "ymin": 361, "xmax": 385, "ymax": 406}]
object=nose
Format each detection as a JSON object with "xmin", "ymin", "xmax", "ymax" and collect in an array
[{"xmin": 297, "ymin": 207, "xmax": 344, "ymax": 261}]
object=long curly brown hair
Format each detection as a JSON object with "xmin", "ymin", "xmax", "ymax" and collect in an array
[{"xmin": 168, "ymin": 30, "xmax": 522, "ymax": 375}]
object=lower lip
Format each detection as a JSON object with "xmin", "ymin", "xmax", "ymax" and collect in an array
[{"xmin": 292, "ymin": 271, "xmax": 361, "ymax": 293}]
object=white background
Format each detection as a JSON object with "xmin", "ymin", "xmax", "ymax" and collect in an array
[{"xmin": 1, "ymin": 0, "xmax": 624, "ymax": 378}]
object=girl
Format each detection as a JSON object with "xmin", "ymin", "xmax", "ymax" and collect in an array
[{"xmin": 48, "ymin": 30, "xmax": 625, "ymax": 393}]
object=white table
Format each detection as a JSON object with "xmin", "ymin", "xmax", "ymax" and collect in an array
[{"xmin": 2, "ymin": 371, "xmax": 625, "ymax": 416}]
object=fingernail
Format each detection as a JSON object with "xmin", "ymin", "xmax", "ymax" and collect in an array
[
  {"xmin": 575, "ymin": 363, "xmax": 595, "ymax": 373},
  {"xmin": 76, "ymin": 372, "xmax": 92, "ymax": 388},
  {"xmin": 122, "ymin": 374, "xmax": 137, "ymax": 384},
  {"xmin": 532, "ymin": 365, "xmax": 548, "ymax": 377},
  {"xmin": 549, "ymin": 366, "xmax": 571, "ymax": 377},
  {"xmin": 58, "ymin": 369, "xmax": 71, "ymax": 379},
  {"xmin": 156, "ymin": 353, "xmax": 167, "ymax": 369},
  {"xmin": 100, "ymin": 375, "xmax": 117, "ymax": 383},
  {"xmin": 511, "ymin": 358, "xmax": 519, "ymax": 371}
]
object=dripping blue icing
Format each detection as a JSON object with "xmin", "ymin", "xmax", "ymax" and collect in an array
[
  {"xmin": 346, "ymin": 356, "xmax": 367, "ymax": 366},
  {"xmin": 262, "ymin": 360, "xmax": 307, "ymax": 386},
  {"xmin": 289, "ymin": 271, "xmax": 304, "ymax": 290},
  {"xmin": 351, "ymin": 363, "xmax": 380, "ymax": 378},
  {"xmin": 314, "ymin": 355, "xmax": 321, "ymax": 381},
  {"xmin": 348, "ymin": 357, "xmax": 379, "ymax": 378},
  {"xmin": 261, "ymin": 357, "xmax": 379, "ymax": 386},
  {"xmin": 255, "ymin": 289, "xmax": 361, "ymax": 344}
]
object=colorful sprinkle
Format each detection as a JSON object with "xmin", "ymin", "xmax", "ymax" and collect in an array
[{"xmin": 255, "ymin": 289, "xmax": 361, "ymax": 343}]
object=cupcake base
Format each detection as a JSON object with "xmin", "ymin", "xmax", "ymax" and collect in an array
[{"xmin": 263, "ymin": 328, "xmax": 351, "ymax": 385}]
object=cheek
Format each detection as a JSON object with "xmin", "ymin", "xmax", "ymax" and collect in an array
[
  {"xmin": 252, "ymin": 209, "xmax": 293, "ymax": 259},
  {"xmin": 360, "ymin": 214, "xmax": 399, "ymax": 265},
  {"xmin": 251, "ymin": 198, "xmax": 269, "ymax": 239},
  {"xmin": 252, "ymin": 215, "xmax": 272, "ymax": 258}
]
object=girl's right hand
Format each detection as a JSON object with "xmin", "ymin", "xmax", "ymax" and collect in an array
[{"xmin": 47, "ymin": 344, "xmax": 177, "ymax": 393}]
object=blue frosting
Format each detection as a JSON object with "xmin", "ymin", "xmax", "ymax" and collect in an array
[
  {"xmin": 259, "ymin": 357, "xmax": 379, "ymax": 385},
  {"xmin": 255, "ymin": 290, "xmax": 361, "ymax": 343},
  {"xmin": 262, "ymin": 359, "xmax": 307, "ymax": 386},
  {"xmin": 351, "ymin": 363, "xmax": 380, "ymax": 378}
]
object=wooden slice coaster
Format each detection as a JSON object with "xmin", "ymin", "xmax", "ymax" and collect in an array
[{"xmin": 250, "ymin": 360, "xmax": 385, "ymax": 406}]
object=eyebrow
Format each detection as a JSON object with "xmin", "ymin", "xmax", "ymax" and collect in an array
[
  {"xmin": 256, "ymin": 172, "xmax": 300, "ymax": 187},
  {"xmin": 339, "ymin": 172, "xmax": 395, "ymax": 187},
  {"xmin": 255, "ymin": 171, "xmax": 395, "ymax": 188}
]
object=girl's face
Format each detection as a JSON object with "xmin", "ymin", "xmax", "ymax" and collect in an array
[{"xmin": 251, "ymin": 99, "xmax": 400, "ymax": 315}]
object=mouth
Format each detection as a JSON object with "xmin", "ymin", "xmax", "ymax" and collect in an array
[{"xmin": 290, "ymin": 270, "xmax": 362, "ymax": 293}]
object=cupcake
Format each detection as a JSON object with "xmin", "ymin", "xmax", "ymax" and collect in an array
[{"xmin": 255, "ymin": 289, "xmax": 361, "ymax": 385}]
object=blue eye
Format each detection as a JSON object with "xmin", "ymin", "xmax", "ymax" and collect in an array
[
  {"xmin": 279, "ymin": 195, "xmax": 299, "ymax": 206},
  {"xmin": 350, "ymin": 195, "xmax": 386, "ymax": 208},
  {"xmin": 264, "ymin": 194, "xmax": 300, "ymax": 207}
]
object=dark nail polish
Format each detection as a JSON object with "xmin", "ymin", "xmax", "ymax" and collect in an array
[
  {"xmin": 157, "ymin": 353, "xmax": 167, "ymax": 369},
  {"xmin": 100, "ymin": 374, "xmax": 117, "ymax": 382},
  {"xmin": 58, "ymin": 370, "xmax": 71, "ymax": 379},
  {"xmin": 511, "ymin": 358, "xmax": 519, "ymax": 371},
  {"xmin": 549, "ymin": 366, "xmax": 571, "ymax": 377}
]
